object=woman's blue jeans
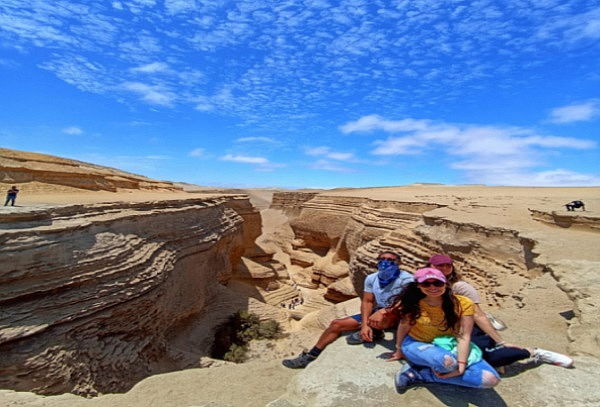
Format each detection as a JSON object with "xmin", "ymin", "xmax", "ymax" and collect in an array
[{"xmin": 402, "ymin": 336, "xmax": 500, "ymax": 388}]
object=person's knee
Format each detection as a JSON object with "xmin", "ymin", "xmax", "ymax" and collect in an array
[
  {"xmin": 327, "ymin": 319, "xmax": 342, "ymax": 332},
  {"xmin": 481, "ymin": 371, "xmax": 501, "ymax": 388},
  {"xmin": 327, "ymin": 318, "xmax": 352, "ymax": 333},
  {"xmin": 443, "ymin": 354, "xmax": 458, "ymax": 371}
]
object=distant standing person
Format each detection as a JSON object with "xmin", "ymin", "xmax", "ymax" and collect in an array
[
  {"xmin": 565, "ymin": 200, "xmax": 585, "ymax": 211},
  {"xmin": 4, "ymin": 185, "xmax": 19, "ymax": 206}
]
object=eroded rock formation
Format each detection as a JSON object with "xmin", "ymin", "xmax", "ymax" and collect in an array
[
  {"xmin": 0, "ymin": 148, "xmax": 180, "ymax": 192},
  {"xmin": 0, "ymin": 195, "xmax": 260, "ymax": 395},
  {"xmin": 1, "ymin": 163, "xmax": 599, "ymax": 406},
  {"xmin": 270, "ymin": 189, "xmax": 600, "ymax": 359}
]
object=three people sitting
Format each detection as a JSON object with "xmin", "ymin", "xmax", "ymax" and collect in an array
[{"xmin": 282, "ymin": 251, "xmax": 573, "ymax": 394}]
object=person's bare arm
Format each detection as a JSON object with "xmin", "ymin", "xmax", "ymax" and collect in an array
[
  {"xmin": 473, "ymin": 305, "xmax": 505, "ymax": 344},
  {"xmin": 388, "ymin": 320, "xmax": 411, "ymax": 361},
  {"xmin": 359, "ymin": 292, "xmax": 375, "ymax": 341}
]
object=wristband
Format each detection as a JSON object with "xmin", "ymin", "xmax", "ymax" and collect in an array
[{"xmin": 457, "ymin": 361, "xmax": 467, "ymax": 365}]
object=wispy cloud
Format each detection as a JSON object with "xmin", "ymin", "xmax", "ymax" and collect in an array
[
  {"xmin": 62, "ymin": 126, "xmax": 83, "ymax": 135},
  {"xmin": 220, "ymin": 153, "xmax": 285, "ymax": 172},
  {"xmin": 3, "ymin": 1, "xmax": 598, "ymax": 126},
  {"xmin": 549, "ymin": 100, "xmax": 600, "ymax": 123},
  {"xmin": 122, "ymin": 82, "xmax": 175, "ymax": 106},
  {"xmin": 221, "ymin": 154, "xmax": 268, "ymax": 164},
  {"xmin": 188, "ymin": 148, "xmax": 205, "ymax": 157},
  {"xmin": 340, "ymin": 115, "xmax": 430, "ymax": 134},
  {"xmin": 342, "ymin": 115, "xmax": 598, "ymax": 186},
  {"xmin": 145, "ymin": 155, "xmax": 170, "ymax": 160},
  {"xmin": 131, "ymin": 62, "xmax": 169, "ymax": 74},
  {"xmin": 235, "ymin": 136, "xmax": 276, "ymax": 143},
  {"xmin": 309, "ymin": 159, "xmax": 355, "ymax": 173},
  {"xmin": 305, "ymin": 146, "xmax": 356, "ymax": 161}
]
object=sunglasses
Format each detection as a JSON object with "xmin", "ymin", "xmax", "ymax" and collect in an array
[{"xmin": 418, "ymin": 280, "xmax": 445, "ymax": 288}]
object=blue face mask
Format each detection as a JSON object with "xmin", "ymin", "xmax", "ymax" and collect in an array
[{"xmin": 377, "ymin": 259, "xmax": 400, "ymax": 287}]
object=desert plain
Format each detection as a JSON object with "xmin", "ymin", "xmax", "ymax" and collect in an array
[{"xmin": 1, "ymin": 148, "xmax": 599, "ymax": 406}]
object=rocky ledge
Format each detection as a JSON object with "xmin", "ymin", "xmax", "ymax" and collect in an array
[
  {"xmin": 0, "ymin": 195, "xmax": 260, "ymax": 395},
  {"xmin": 0, "ymin": 148, "xmax": 180, "ymax": 192}
]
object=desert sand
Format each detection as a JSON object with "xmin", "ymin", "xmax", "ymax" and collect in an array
[{"xmin": 1, "ymin": 148, "xmax": 599, "ymax": 406}]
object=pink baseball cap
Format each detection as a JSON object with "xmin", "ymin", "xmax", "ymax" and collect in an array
[
  {"xmin": 428, "ymin": 254, "xmax": 453, "ymax": 266},
  {"xmin": 414, "ymin": 268, "xmax": 447, "ymax": 283}
]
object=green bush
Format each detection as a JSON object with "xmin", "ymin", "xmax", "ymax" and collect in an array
[{"xmin": 223, "ymin": 343, "xmax": 248, "ymax": 363}]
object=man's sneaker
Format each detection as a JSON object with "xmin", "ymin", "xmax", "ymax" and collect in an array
[
  {"xmin": 282, "ymin": 351, "xmax": 316, "ymax": 369},
  {"xmin": 394, "ymin": 364, "xmax": 423, "ymax": 394},
  {"xmin": 486, "ymin": 312, "xmax": 508, "ymax": 331},
  {"xmin": 346, "ymin": 330, "xmax": 384, "ymax": 345},
  {"xmin": 533, "ymin": 348, "xmax": 574, "ymax": 368}
]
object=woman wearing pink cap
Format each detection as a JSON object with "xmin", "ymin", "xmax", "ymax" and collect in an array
[
  {"xmin": 427, "ymin": 254, "xmax": 573, "ymax": 370},
  {"xmin": 387, "ymin": 268, "xmax": 501, "ymax": 392}
]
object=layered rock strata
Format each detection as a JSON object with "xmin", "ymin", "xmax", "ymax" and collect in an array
[
  {"xmin": 270, "ymin": 192, "xmax": 318, "ymax": 216},
  {"xmin": 270, "ymin": 190, "xmax": 596, "ymax": 358},
  {"xmin": 0, "ymin": 148, "xmax": 180, "ymax": 192},
  {"xmin": 0, "ymin": 195, "xmax": 260, "ymax": 395}
]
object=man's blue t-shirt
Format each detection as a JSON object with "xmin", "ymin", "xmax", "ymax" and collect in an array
[{"xmin": 364, "ymin": 270, "xmax": 414, "ymax": 308}]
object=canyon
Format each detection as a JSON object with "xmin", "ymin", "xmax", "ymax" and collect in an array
[{"xmin": 1, "ymin": 148, "xmax": 599, "ymax": 406}]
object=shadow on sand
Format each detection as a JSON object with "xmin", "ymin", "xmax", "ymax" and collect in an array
[
  {"xmin": 373, "ymin": 337, "xmax": 508, "ymax": 406},
  {"xmin": 424, "ymin": 383, "xmax": 507, "ymax": 407}
]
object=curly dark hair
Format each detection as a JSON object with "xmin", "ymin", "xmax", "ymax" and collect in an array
[{"xmin": 390, "ymin": 281, "xmax": 461, "ymax": 331}]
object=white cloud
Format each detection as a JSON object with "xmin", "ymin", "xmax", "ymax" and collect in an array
[
  {"xmin": 188, "ymin": 148, "xmax": 205, "ymax": 157},
  {"xmin": 131, "ymin": 62, "xmax": 169, "ymax": 73},
  {"xmin": 310, "ymin": 159, "xmax": 355, "ymax": 173},
  {"xmin": 522, "ymin": 169, "xmax": 600, "ymax": 186},
  {"xmin": 165, "ymin": 0, "xmax": 197, "ymax": 14},
  {"xmin": 145, "ymin": 155, "xmax": 170, "ymax": 160},
  {"xmin": 235, "ymin": 136, "xmax": 276, "ymax": 143},
  {"xmin": 122, "ymin": 82, "xmax": 175, "ymax": 106},
  {"xmin": 305, "ymin": 146, "xmax": 330, "ymax": 156},
  {"xmin": 456, "ymin": 168, "xmax": 600, "ymax": 187},
  {"xmin": 3, "ymin": 0, "xmax": 600, "ymax": 129},
  {"xmin": 221, "ymin": 154, "xmax": 268, "ymax": 164},
  {"xmin": 327, "ymin": 152, "xmax": 355, "ymax": 161},
  {"xmin": 342, "ymin": 114, "xmax": 598, "ymax": 186},
  {"xmin": 549, "ymin": 100, "xmax": 600, "ymax": 123},
  {"xmin": 195, "ymin": 103, "xmax": 214, "ymax": 112},
  {"xmin": 305, "ymin": 146, "xmax": 356, "ymax": 161},
  {"xmin": 537, "ymin": 8, "xmax": 600, "ymax": 45},
  {"xmin": 339, "ymin": 115, "xmax": 430, "ymax": 134},
  {"xmin": 62, "ymin": 126, "xmax": 83, "ymax": 135}
]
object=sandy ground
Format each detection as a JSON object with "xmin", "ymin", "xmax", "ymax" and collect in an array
[{"xmin": 1, "ymin": 183, "xmax": 598, "ymax": 406}]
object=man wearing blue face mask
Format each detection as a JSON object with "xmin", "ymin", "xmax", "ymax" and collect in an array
[{"xmin": 283, "ymin": 251, "xmax": 414, "ymax": 369}]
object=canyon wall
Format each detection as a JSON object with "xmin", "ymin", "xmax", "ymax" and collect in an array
[
  {"xmin": 0, "ymin": 148, "xmax": 180, "ymax": 192},
  {"xmin": 271, "ymin": 191, "xmax": 598, "ymax": 357},
  {"xmin": 0, "ymin": 195, "xmax": 260, "ymax": 395}
]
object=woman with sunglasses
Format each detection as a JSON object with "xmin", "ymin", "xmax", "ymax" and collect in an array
[
  {"xmin": 387, "ymin": 268, "xmax": 501, "ymax": 392},
  {"xmin": 428, "ymin": 254, "xmax": 573, "ymax": 370}
]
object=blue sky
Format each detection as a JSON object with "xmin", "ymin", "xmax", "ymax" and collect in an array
[{"xmin": 1, "ymin": 0, "xmax": 599, "ymax": 188}]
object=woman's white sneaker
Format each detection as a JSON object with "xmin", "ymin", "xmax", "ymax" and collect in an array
[{"xmin": 533, "ymin": 348, "xmax": 574, "ymax": 368}]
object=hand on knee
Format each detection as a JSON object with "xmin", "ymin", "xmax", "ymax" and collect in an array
[{"xmin": 442, "ymin": 354, "xmax": 458, "ymax": 372}]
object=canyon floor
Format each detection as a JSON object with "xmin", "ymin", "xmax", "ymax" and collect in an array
[{"xmin": 2, "ymin": 182, "xmax": 599, "ymax": 406}]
